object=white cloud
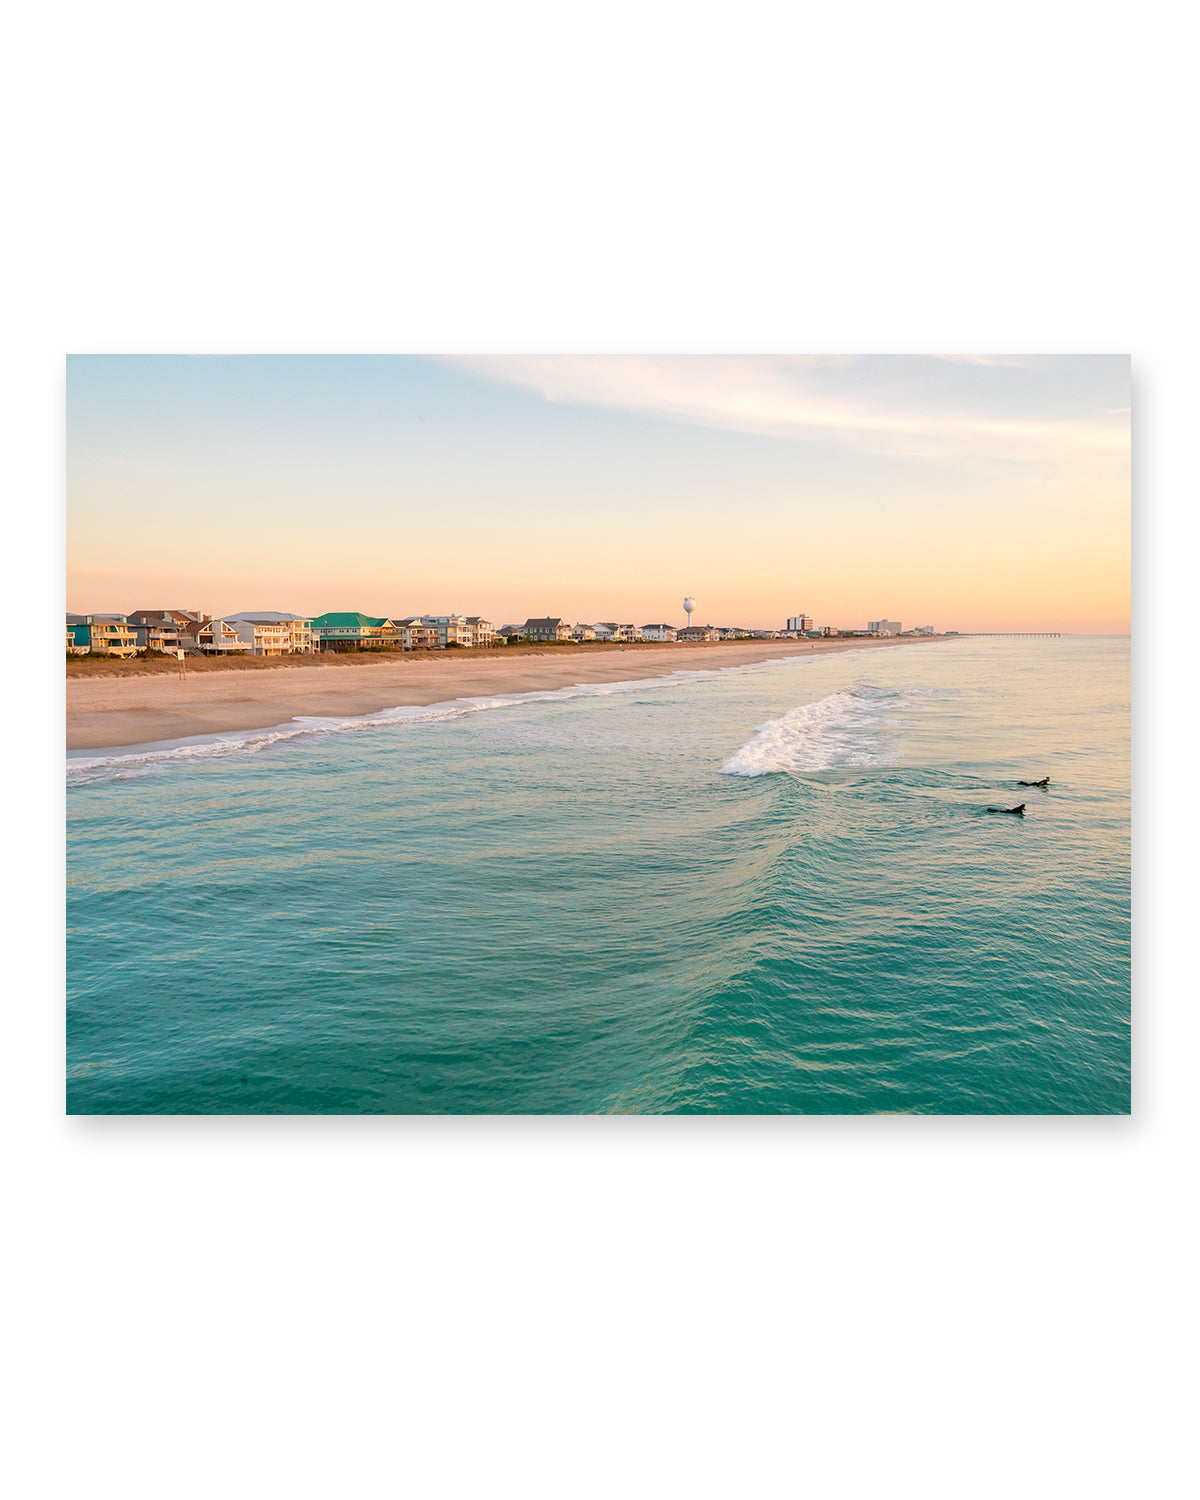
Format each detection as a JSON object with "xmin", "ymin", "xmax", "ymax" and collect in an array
[{"xmin": 444, "ymin": 354, "xmax": 1127, "ymax": 468}]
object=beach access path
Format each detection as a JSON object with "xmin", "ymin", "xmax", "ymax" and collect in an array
[{"xmin": 66, "ymin": 636, "xmax": 948, "ymax": 751}]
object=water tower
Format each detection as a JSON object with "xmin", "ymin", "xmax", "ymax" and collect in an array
[{"xmin": 683, "ymin": 596, "xmax": 696, "ymax": 629}]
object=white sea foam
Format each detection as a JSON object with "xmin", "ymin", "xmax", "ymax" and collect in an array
[
  {"xmin": 719, "ymin": 685, "xmax": 925, "ymax": 777},
  {"xmin": 64, "ymin": 667, "xmax": 732, "ymax": 782},
  {"xmin": 65, "ymin": 644, "xmax": 946, "ymax": 784}
]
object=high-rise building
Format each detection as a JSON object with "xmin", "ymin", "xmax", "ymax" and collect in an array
[
  {"xmin": 786, "ymin": 614, "xmax": 813, "ymax": 632},
  {"xmin": 868, "ymin": 618, "xmax": 902, "ymax": 635}
]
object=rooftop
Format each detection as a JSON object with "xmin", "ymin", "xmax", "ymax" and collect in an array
[{"xmin": 311, "ymin": 612, "xmax": 390, "ymax": 628}]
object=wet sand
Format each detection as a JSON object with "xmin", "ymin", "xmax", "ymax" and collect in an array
[{"xmin": 66, "ymin": 636, "xmax": 947, "ymax": 751}]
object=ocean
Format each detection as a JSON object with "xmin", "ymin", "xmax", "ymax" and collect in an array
[{"xmin": 66, "ymin": 636, "xmax": 1130, "ymax": 1113}]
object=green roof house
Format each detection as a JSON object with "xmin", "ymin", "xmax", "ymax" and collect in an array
[{"xmin": 310, "ymin": 612, "xmax": 394, "ymax": 651}]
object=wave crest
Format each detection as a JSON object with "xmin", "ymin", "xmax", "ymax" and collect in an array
[{"xmin": 719, "ymin": 684, "xmax": 928, "ymax": 777}]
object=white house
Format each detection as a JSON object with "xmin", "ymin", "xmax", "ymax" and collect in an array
[
  {"xmin": 420, "ymin": 614, "xmax": 473, "ymax": 647},
  {"xmin": 196, "ymin": 618, "xmax": 252, "ymax": 654},
  {"xmin": 464, "ymin": 617, "xmax": 496, "ymax": 647},
  {"xmin": 219, "ymin": 612, "xmax": 316, "ymax": 655}
]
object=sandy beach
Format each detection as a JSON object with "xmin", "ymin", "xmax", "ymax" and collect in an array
[{"xmin": 66, "ymin": 636, "xmax": 948, "ymax": 751}]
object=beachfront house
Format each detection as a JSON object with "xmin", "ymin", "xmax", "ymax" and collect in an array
[
  {"xmin": 464, "ymin": 617, "xmax": 496, "ymax": 648},
  {"xmin": 523, "ymin": 618, "xmax": 571, "ymax": 642},
  {"xmin": 196, "ymin": 618, "xmax": 252, "ymax": 654},
  {"xmin": 419, "ymin": 615, "xmax": 472, "ymax": 647},
  {"xmin": 218, "ymin": 612, "xmax": 316, "ymax": 655},
  {"xmin": 593, "ymin": 623, "xmax": 642, "ymax": 642},
  {"xmin": 389, "ymin": 618, "xmax": 439, "ymax": 650},
  {"xmin": 66, "ymin": 614, "xmax": 139, "ymax": 657},
  {"xmin": 311, "ymin": 612, "xmax": 393, "ymax": 651},
  {"xmin": 640, "ymin": 624, "xmax": 677, "ymax": 642},
  {"xmin": 126, "ymin": 610, "xmax": 188, "ymax": 657},
  {"xmin": 125, "ymin": 608, "xmax": 212, "ymax": 656},
  {"xmin": 174, "ymin": 612, "xmax": 212, "ymax": 654},
  {"xmin": 678, "ymin": 624, "xmax": 719, "ymax": 642},
  {"xmin": 571, "ymin": 623, "xmax": 597, "ymax": 642}
]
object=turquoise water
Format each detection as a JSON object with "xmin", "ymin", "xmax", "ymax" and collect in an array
[{"xmin": 66, "ymin": 637, "xmax": 1130, "ymax": 1113}]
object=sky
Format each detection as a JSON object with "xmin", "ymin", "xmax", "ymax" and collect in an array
[{"xmin": 66, "ymin": 354, "xmax": 1130, "ymax": 632}]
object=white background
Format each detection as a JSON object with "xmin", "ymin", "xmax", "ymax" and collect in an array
[{"xmin": 4, "ymin": 2, "xmax": 1192, "ymax": 1496}]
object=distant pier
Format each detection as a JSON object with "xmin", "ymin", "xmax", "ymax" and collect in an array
[{"xmin": 960, "ymin": 632, "xmax": 1062, "ymax": 638}]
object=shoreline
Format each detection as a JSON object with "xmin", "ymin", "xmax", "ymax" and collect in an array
[{"xmin": 66, "ymin": 635, "xmax": 951, "ymax": 752}]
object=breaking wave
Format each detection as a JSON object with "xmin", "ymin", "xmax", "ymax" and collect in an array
[
  {"xmin": 719, "ymin": 683, "xmax": 954, "ymax": 777},
  {"xmin": 66, "ymin": 651, "xmax": 947, "ymax": 786}
]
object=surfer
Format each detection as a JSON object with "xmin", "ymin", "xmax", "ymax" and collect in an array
[
  {"xmin": 1018, "ymin": 776, "xmax": 1050, "ymax": 787},
  {"xmin": 987, "ymin": 803, "xmax": 1026, "ymax": 815}
]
